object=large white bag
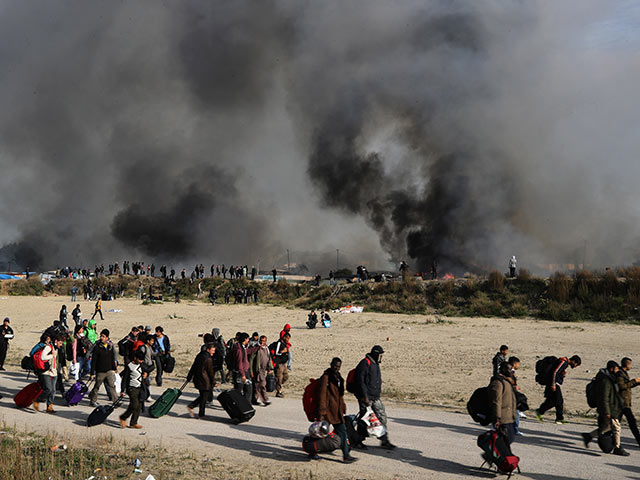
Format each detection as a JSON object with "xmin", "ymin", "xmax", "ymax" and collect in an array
[
  {"xmin": 113, "ymin": 372, "xmax": 122, "ymax": 394},
  {"xmin": 360, "ymin": 407, "xmax": 387, "ymax": 438}
]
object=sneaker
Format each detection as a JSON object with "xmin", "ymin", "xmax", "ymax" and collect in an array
[
  {"xmin": 535, "ymin": 411, "xmax": 544, "ymax": 422},
  {"xmin": 381, "ymin": 441, "xmax": 397, "ymax": 450},
  {"xmin": 46, "ymin": 405, "xmax": 56, "ymax": 414},
  {"xmin": 518, "ymin": 411, "xmax": 527, "ymax": 419},
  {"xmin": 276, "ymin": 392, "xmax": 285, "ymax": 398},
  {"xmin": 516, "ymin": 431, "xmax": 525, "ymax": 436},
  {"xmin": 343, "ymin": 456, "xmax": 358, "ymax": 463},
  {"xmin": 129, "ymin": 424, "xmax": 143, "ymax": 429},
  {"xmin": 263, "ymin": 401, "xmax": 271, "ymax": 406},
  {"xmin": 119, "ymin": 418, "xmax": 127, "ymax": 429},
  {"xmin": 308, "ymin": 454, "xmax": 320, "ymax": 460},
  {"xmin": 613, "ymin": 447, "xmax": 630, "ymax": 457},
  {"xmin": 89, "ymin": 402, "xmax": 98, "ymax": 408},
  {"xmin": 187, "ymin": 407, "xmax": 195, "ymax": 418},
  {"xmin": 581, "ymin": 433, "xmax": 592, "ymax": 448},
  {"xmin": 555, "ymin": 420, "xmax": 568, "ymax": 425}
]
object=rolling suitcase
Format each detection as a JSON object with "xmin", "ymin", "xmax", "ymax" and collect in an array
[
  {"xmin": 302, "ymin": 432, "xmax": 341, "ymax": 454},
  {"xmin": 14, "ymin": 382, "xmax": 43, "ymax": 408},
  {"xmin": 149, "ymin": 379, "xmax": 189, "ymax": 418},
  {"xmin": 87, "ymin": 396, "xmax": 124, "ymax": 427},
  {"xmin": 217, "ymin": 389, "xmax": 255, "ymax": 424},
  {"xmin": 65, "ymin": 380, "xmax": 90, "ymax": 406},
  {"xmin": 266, "ymin": 373, "xmax": 276, "ymax": 393}
]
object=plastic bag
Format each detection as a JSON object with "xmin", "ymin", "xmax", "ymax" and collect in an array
[
  {"xmin": 360, "ymin": 407, "xmax": 387, "ymax": 438},
  {"xmin": 308, "ymin": 420, "xmax": 333, "ymax": 438},
  {"xmin": 113, "ymin": 373, "xmax": 122, "ymax": 394}
]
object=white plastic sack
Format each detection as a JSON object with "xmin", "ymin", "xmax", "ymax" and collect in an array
[
  {"xmin": 69, "ymin": 362, "xmax": 80, "ymax": 380},
  {"xmin": 113, "ymin": 373, "xmax": 122, "ymax": 394},
  {"xmin": 360, "ymin": 407, "xmax": 387, "ymax": 438}
]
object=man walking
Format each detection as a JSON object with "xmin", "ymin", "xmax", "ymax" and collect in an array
[
  {"xmin": 273, "ymin": 333, "xmax": 290, "ymax": 397},
  {"xmin": 153, "ymin": 326, "xmax": 170, "ymax": 387},
  {"xmin": 489, "ymin": 362, "xmax": 518, "ymax": 446},
  {"xmin": 231, "ymin": 332, "xmax": 259, "ymax": 404},
  {"xmin": 492, "ymin": 345, "xmax": 509, "ymax": 377},
  {"xmin": 252, "ymin": 335, "xmax": 272, "ymax": 406},
  {"xmin": 89, "ymin": 329, "xmax": 118, "ymax": 406},
  {"xmin": 353, "ymin": 345, "xmax": 396, "ymax": 450},
  {"xmin": 0, "ymin": 317, "xmax": 14, "ymax": 370},
  {"xmin": 535, "ymin": 355, "xmax": 581, "ymax": 424},
  {"xmin": 91, "ymin": 297, "xmax": 104, "ymax": 320},
  {"xmin": 617, "ymin": 357, "xmax": 640, "ymax": 447},
  {"xmin": 119, "ymin": 350, "xmax": 145, "ymax": 429},
  {"xmin": 187, "ymin": 343, "xmax": 216, "ymax": 419},
  {"xmin": 582, "ymin": 361, "xmax": 630, "ymax": 456}
]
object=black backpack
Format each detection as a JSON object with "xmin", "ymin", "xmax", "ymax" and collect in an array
[
  {"xmin": 225, "ymin": 341, "xmax": 237, "ymax": 372},
  {"xmin": 467, "ymin": 386, "xmax": 491, "ymax": 425},
  {"xmin": 535, "ymin": 356, "xmax": 558, "ymax": 385},
  {"xmin": 586, "ymin": 376, "xmax": 598, "ymax": 408},
  {"xmin": 118, "ymin": 336, "xmax": 131, "ymax": 358}
]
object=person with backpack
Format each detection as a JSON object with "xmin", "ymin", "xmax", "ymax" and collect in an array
[
  {"xmin": 186, "ymin": 342, "xmax": 216, "ymax": 419},
  {"xmin": 353, "ymin": 345, "xmax": 396, "ymax": 450},
  {"xmin": 89, "ymin": 329, "xmax": 118, "ymax": 407},
  {"xmin": 581, "ymin": 360, "xmax": 630, "ymax": 456},
  {"xmin": 71, "ymin": 304, "xmax": 81, "ymax": 325},
  {"xmin": 118, "ymin": 327, "xmax": 139, "ymax": 365},
  {"xmin": 272, "ymin": 333, "xmax": 290, "ymax": 398},
  {"xmin": 119, "ymin": 349, "xmax": 146, "ymax": 429},
  {"xmin": 91, "ymin": 298, "xmax": 103, "ymax": 320},
  {"xmin": 33, "ymin": 334, "xmax": 63, "ymax": 414},
  {"xmin": 492, "ymin": 345, "xmax": 509, "ymax": 377},
  {"xmin": 317, "ymin": 357, "xmax": 358, "ymax": 463},
  {"xmin": 489, "ymin": 362, "xmax": 517, "ymax": 446},
  {"xmin": 0, "ymin": 317, "xmax": 14, "ymax": 370},
  {"xmin": 616, "ymin": 357, "xmax": 640, "ymax": 448},
  {"xmin": 154, "ymin": 326, "xmax": 171, "ymax": 387},
  {"xmin": 279, "ymin": 324, "xmax": 292, "ymax": 370},
  {"xmin": 211, "ymin": 328, "xmax": 227, "ymax": 384},
  {"xmin": 535, "ymin": 354, "xmax": 581, "ymax": 424}
]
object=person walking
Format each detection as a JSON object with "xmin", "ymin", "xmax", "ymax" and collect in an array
[
  {"xmin": 186, "ymin": 343, "xmax": 216, "ymax": 419},
  {"xmin": 211, "ymin": 328, "xmax": 227, "ymax": 384},
  {"xmin": 119, "ymin": 350, "xmax": 145, "ymax": 429},
  {"xmin": 70, "ymin": 285, "xmax": 78, "ymax": 302},
  {"xmin": 617, "ymin": 357, "xmax": 640, "ymax": 448},
  {"xmin": 89, "ymin": 329, "xmax": 118, "ymax": 406},
  {"xmin": 71, "ymin": 304, "xmax": 81, "ymax": 325},
  {"xmin": 582, "ymin": 361, "xmax": 630, "ymax": 456},
  {"xmin": 353, "ymin": 345, "xmax": 396, "ymax": 450},
  {"xmin": 0, "ymin": 317, "xmax": 14, "ymax": 370},
  {"xmin": 317, "ymin": 357, "xmax": 358, "ymax": 463},
  {"xmin": 489, "ymin": 362, "xmax": 518, "ymax": 446},
  {"xmin": 59, "ymin": 305, "xmax": 69, "ymax": 330},
  {"xmin": 91, "ymin": 298, "xmax": 103, "ymax": 320},
  {"xmin": 273, "ymin": 333, "xmax": 290, "ymax": 397},
  {"xmin": 71, "ymin": 325, "xmax": 91, "ymax": 380},
  {"xmin": 153, "ymin": 326, "xmax": 170, "ymax": 387},
  {"xmin": 492, "ymin": 345, "xmax": 509, "ymax": 377},
  {"xmin": 34, "ymin": 334, "xmax": 63, "ymax": 414},
  {"xmin": 231, "ymin": 332, "xmax": 259, "ymax": 404},
  {"xmin": 252, "ymin": 335, "xmax": 272, "ymax": 406},
  {"xmin": 535, "ymin": 355, "xmax": 581, "ymax": 424}
]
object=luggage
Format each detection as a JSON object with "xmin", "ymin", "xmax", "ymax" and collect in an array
[
  {"xmin": 302, "ymin": 378, "xmax": 321, "ymax": 421},
  {"xmin": 14, "ymin": 382, "xmax": 43, "ymax": 408},
  {"xmin": 535, "ymin": 356, "xmax": 558, "ymax": 385},
  {"xmin": 163, "ymin": 354, "xmax": 175, "ymax": 373},
  {"xmin": 360, "ymin": 407, "xmax": 387, "ymax": 438},
  {"xmin": 217, "ymin": 389, "xmax": 255, "ymax": 424},
  {"xmin": 302, "ymin": 432, "xmax": 341, "ymax": 454},
  {"xmin": 148, "ymin": 379, "xmax": 189, "ymax": 418},
  {"xmin": 346, "ymin": 358, "xmax": 370, "ymax": 394},
  {"xmin": 21, "ymin": 355, "xmax": 34, "ymax": 372},
  {"xmin": 477, "ymin": 430, "xmax": 520, "ymax": 477},
  {"xmin": 345, "ymin": 414, "xmax": 368, "ymax": 446},
  {"xmin": 598, "ymin": 430, "xmax": 615, "ymax": 454},
  {"xmin": 515, "ymin": 390, "xmax": 529, "ymax": 412},
  {"xmin": 87, "ymin": 396, "xmax": 124, "ymax": 427},
  {"xmin": 266, "ymin": 373, "xmax": 276, "ymax": 393},
  {"xmin": 65, "ymin": 380, "xmax": 89, "ymax": 406},
  {"xmin": 586, "ymin": 376, "xmax": 597, "ymax": 408},
  {"xmin": 467, "ymin": 386, "xmax": 491, "ymax": 425}
]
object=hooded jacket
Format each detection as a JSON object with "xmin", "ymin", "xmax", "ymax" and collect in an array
[
  {"xmin": 86, "ymin": 319, "xmax": 98, "ymax": 343},
  {"xmin": 596, "ymin": 368, "xmax": 622, "ymax": 419},
  {"xmin": 489, "ymin": 374, "xmax": 517, "ymax": 424},
  {"xmin": 355, "ymin": 354, "xmax": 382, "ymax": 401}
]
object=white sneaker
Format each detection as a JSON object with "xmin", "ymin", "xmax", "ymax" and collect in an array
[{"xmin": 518, "ymin": 412, "xmax": 527, "ymax": 419}]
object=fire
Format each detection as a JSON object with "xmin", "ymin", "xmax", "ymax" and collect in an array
[{"xmin": 443, "ymin": 273, "xmax": 454, "ymax": 280}]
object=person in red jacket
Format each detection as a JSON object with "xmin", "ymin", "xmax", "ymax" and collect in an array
[{"xmin": 280, "ymin": 324, "xmax": 292, "ymax": 371}]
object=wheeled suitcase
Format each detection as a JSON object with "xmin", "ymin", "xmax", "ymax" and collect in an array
[
  {"xmin": 149, "ymin": 379, "xmax": 189, "ymax": 418},
  {"xmin": 217, "ymin": 389, "xmax": 255, "ymax": 424},
  {"xmin": 266, "ymin": 373, "xmax": 276, "ymax": 393},
  {"xmin": 87, "ymin": 396, "xmax": 124, "ymax": 427},
  {"xmin": 302, "ymin": 432, "xmax": 341, "ymax": 454},
  {"xmin": 14, "ymin": 382, "xmax": 43, "ymax": 408},
  {"xmin": 65, "ymin": 381, "xmax": 90, "ymax": 406}
]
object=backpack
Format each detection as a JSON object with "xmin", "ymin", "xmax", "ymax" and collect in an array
[
  {"xmin": 586, "ymin": 376, "xmax": 598, "ymax": 408},
  {"xmin": 303, "ymin": 378, "xmax": 321, "ymax": 422},
  {"xmin": 32, "ymin": 345, "xmax": 50, "ymax": 372},
  {"xmin": 225, "ymin": 342, "xmax": 238, "ymax": 372},
  {"xmin": 21, "ymin": 355, "xmax": 34, "ymax": 372},
  {"xmin": 346, "ymin": 358, "xmax": 371, "ymax": 394},
  {"xmin": 477, "ymin": 430, "xmax": 520, "ymax": 476},
  {"xmin": 467, "ymin": 386, "xmax": 491, "ymax": 425},
  {"xmin": 118, "ymin": 336, "xmax": 131, "ymax": 358},
  {"xmin": 269, "ymin": 341, "xmax": 287, "ymax": 365},
  {"xmin": 535, "ymin": 356, "xmax": 558, "ymax": 385}
]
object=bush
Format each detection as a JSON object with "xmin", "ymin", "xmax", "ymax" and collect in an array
[
  {"xmin": 549, "ymin": 272, "xmax": 570, "ymax": 302},
  {"xmin": 488, "ymin": 270, "xmax": 504, "ymax": 292}
]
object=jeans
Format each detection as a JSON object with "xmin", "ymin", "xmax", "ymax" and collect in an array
[
  {"xmin": 120, "ymin": 386, "xmax": 141, "ymax": 426},
  {"xmin": 538, "ymin": 384, "xmax": 564, "ymax": 421},
  {"xmin": 154, "ymin": 355, "xmax": 164, "ymax": 386},
  {"xmin": 333, "ymin": 423, "xmax": 350, "ymax": 458},
  {"xmin": 37, "ymin": 374, "xmax": 55, "ymax": 406},
  {"xmin": 621, "ymin": 407, "xmax": 640, "ymax": 445}
]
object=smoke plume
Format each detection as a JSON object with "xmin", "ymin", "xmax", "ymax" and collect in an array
[{"xmin": 0, "ymin": 1, "xmax": 638, "ymax": 274}]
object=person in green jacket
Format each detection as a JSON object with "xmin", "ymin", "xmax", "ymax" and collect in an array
[
  {"xmin": 582, "ymin": 361, "xmax": 629, "ymax": 456},
  {"xmin": 86, "ymin": 319, "xmax": 98, "ymax": 344}
]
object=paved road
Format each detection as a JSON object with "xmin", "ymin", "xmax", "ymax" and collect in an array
[{"xmin": 0, "ymin": 372, "xmax": 638, "ymax": 479}]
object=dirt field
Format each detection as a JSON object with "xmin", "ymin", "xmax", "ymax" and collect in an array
[{"xmin": 1, "ymin": 295, "xmax": 638, "ymax": 418}]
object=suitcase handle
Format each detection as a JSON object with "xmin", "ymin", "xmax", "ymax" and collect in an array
[{"xmin": 179, "ymin": 378, "xmax": 190, "ymax": 392}]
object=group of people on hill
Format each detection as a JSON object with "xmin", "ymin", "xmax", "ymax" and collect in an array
[{"xmin": 488, "ymin": 344, "xmax": 640, "ymax": 462}]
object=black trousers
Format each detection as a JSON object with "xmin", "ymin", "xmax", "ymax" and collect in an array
[
  {"xmin": 0, "ymin": 341, "xmax": 8, "ymax": 368},
  {"xmin": 538, "ymin": 384, "xmax": 564, "ymax": 421},
  {"xmin": 189, "ymin": 389, "xmax": 211, "ymax": 418},
  {"xmin": 622, "ymin": 407, "xmax": 640, "ymax": 445}
]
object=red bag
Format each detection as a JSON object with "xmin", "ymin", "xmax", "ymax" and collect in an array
[
  {"xmin": 346, "ymin": 358, "xmax": 370, "ymax": 394},
  {"xmin": 32, "ymin": 346, "xmax": 49, "ymax": 372},
  {"xmin": 14, "ymin": 382, "xmax": 43, "ymax": 408},
  {"xmin": 302, "ymin": 378, "xmax": 321, "ymax": 421}
]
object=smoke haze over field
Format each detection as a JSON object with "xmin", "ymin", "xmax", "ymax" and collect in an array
[{"xmin": 0, "ymin": 1, "xmax": 639, "ymax": 273}]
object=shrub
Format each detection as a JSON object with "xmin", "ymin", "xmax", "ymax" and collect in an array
[
  {"xmin": 488, "ymin": 270, "xmax": 504, "ymax": 292},
  {"xmin": 549, "ymin": 272, "xmax": 570, "ymax": 302},
  {"xmin": 518, "ymin": 268, "xmax": 531, "ymax": 281}
]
